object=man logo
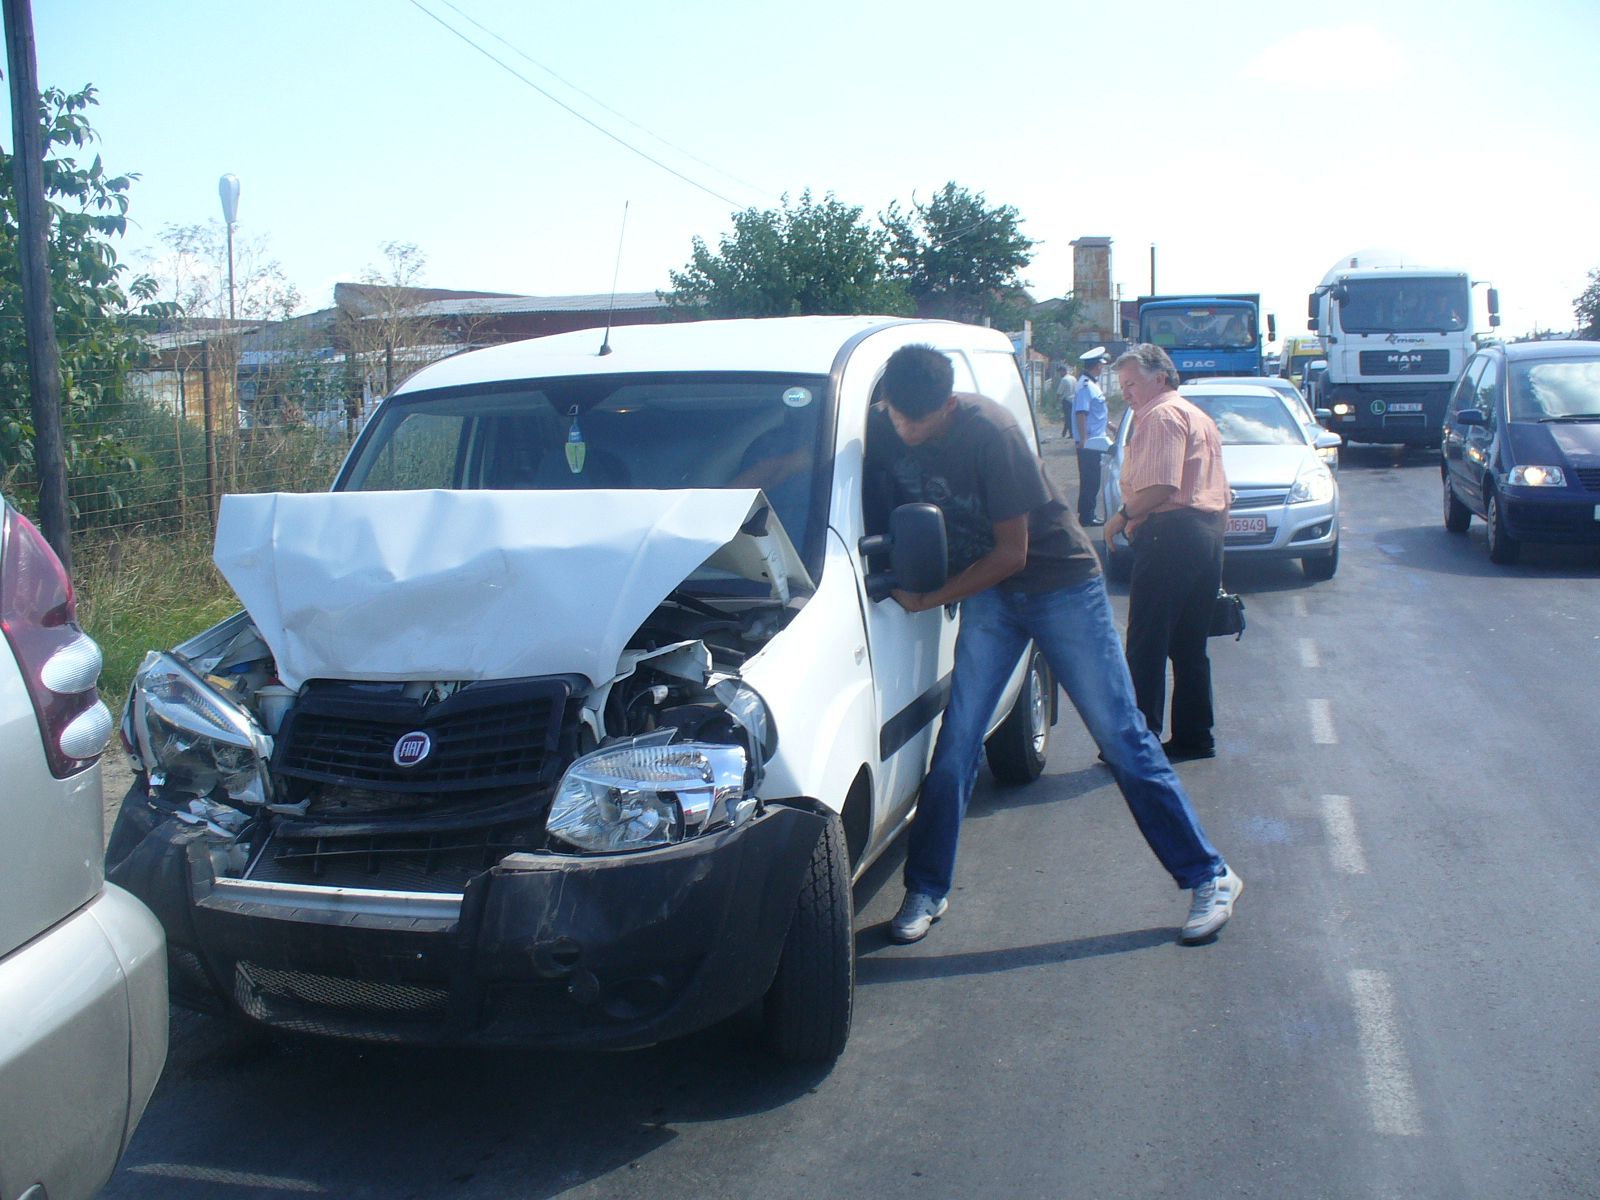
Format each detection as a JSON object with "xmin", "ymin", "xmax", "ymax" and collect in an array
[{"xmin": 394, "ymin": 731, "xmax": 432, "ymax": 768}]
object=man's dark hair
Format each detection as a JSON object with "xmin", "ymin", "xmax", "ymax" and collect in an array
[{"xmin": 881, "ymin": 344, "xmax": 954, "ymax": 418}]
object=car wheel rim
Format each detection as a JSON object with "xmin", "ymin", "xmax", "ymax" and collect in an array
[{"xmin": 1027, "ymin": 662, "xmax": 1047, "ymax": 758}]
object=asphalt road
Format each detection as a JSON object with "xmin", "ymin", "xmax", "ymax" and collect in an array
[{"xmin": 103, "ymin": 438, "xmax": 1600, "ymax": 1200}]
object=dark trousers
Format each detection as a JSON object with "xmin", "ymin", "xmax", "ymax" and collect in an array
[
  {"xmin": 1126, "ymin": 508, "xmax": 1225, "ymax": 747},
  {"xmin": 1075, "ymin": 447, "xmax": 1104, "ymax": 524}
]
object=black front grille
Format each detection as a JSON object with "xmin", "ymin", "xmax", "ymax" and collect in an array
[
  {"xmin": 1573, "ymin": 467, "xmax": 1600, "ymax": 492},
  {"xmin": 236, "ymin": 962, "xmax": 449, "ymax": 1019},
  {"xmin": 1231, "ymin": 492, "xmax": 1288, "ymax": 510},
  {"xmin": 1360, "ymin": 349, "xmax": 1451, "ymax": 375},
  {"xmin": 274, "ymin": 677, "xmax": 572, "ymax": 793}
]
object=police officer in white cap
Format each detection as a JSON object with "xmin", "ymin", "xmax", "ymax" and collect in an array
[{"xmin": 1073, "ymin": 347, "xmax": 1111, "ymax": 525}]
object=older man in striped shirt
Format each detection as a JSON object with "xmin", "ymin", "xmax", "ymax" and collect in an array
[{"xmin": 1103, "ymin": 344, "xmax": 1230, "ymax": 761}]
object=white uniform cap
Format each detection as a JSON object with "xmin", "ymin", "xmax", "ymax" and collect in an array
[{"xmin": 1079, "ymin": 346, "xmax": 1109, "ymax": 363}]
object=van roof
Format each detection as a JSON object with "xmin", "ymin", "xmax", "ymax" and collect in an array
[{"xmin": 393, "ymin": 315, "xmax": 1015, "ymax": 395}]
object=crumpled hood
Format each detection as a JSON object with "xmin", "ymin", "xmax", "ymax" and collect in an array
[{"xmin": 213, "ymin": 489, "xmax": 809, "ymax": 690}]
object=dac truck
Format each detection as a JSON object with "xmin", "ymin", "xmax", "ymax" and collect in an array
[
  {"xmin": 1133, "ymin": 294, "xmax": 1276, "ymax": 381},
  {"xmin": 1307, "ymin": 252, "xmax": 1499, "ymax": 447}
]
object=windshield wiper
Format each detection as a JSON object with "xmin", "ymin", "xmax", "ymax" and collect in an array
[{"xmin": 1538, "ymin": 413, "xmax": 1600, "ymax": 423}]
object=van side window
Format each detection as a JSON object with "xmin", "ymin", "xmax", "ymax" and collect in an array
[
  {"xmin": 1474, "ymin": 358, "xmax": 1501, "ymax": 426},
  {"xmin": 1448, "ymin": 358, "xmax": 1485, "ymax": 418}
]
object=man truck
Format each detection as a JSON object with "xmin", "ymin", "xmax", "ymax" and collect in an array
[
  {"xmin": 1133, "ymin": 294, "xmax": 1276, "ymax": 381},
  {"xmin": 1307, "ymin": 252, "xmax": 1499, "ymax": 447}
]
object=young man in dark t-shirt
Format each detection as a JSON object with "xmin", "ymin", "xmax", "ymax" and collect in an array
[{"xmin": 868, "ymin": 344, "xmax": 1242, "ymax": 946}]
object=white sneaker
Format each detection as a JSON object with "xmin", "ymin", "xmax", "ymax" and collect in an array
[
  {"xmin": 1181, "ymin": 866, "xmax": 1243, "ymax": 943},
  {"xmin": 890, "ymin": 891, "xmax": 949, "ymax": 943}
]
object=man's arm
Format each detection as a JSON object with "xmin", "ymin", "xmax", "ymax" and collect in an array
[
  {"xmin": 1103, "ymin": 483, "xmax": 1177, "ymax": 541},
  {"xmin": 892, "ymin": 513, "xmax": 1029, "ymax": 613}
]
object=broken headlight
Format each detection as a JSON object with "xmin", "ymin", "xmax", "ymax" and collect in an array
[
  {"xmin": 546, "ymin": 735, "xmax": 758, "ymax": 853},
  {"xmin": 129, "ymin": 651, "xmax": 273, "ymax": 806}
]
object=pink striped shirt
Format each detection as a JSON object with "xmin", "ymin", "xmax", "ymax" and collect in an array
[{"xmin": 1122, "ymin": 390, "xmax": 1229, "ymax": 519}]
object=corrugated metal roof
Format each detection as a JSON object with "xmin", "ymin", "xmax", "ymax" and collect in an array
[{"xmin": 393, "ymin": 291, "xmax": 666, "ymax": 319}]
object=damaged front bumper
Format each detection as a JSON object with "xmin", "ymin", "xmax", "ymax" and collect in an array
[{"xmin": 108, "ymin": 784, "xmax": 824, "ymax": 1049}]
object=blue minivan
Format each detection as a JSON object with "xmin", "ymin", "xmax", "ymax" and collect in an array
[{"xmin": 1441, "ymin": 341, "xmax": 1600, "ymax": 564}]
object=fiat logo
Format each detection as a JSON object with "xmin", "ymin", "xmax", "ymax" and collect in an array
[{"xmin": 393, "ymin": 731, "xmax": 432, "ymax": 768}]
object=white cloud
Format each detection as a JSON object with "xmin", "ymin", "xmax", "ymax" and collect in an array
[{"xmin": 1242, "ymin": 24, "xmax": 1408, "ymax": 87}]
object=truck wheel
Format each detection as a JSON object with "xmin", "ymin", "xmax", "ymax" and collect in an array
[
  {"xmin": 1302, "ymin": 538, "xmax": 1339, "ymax": 580},
  {"xmin": 1486, "ymin": 491, "xmax": 1521, "ymax": 565},
  {"xmin": 762, "ymin": 812, "xmax": 853, "ymax": 1063},
  {"xmin": 1443, "ymin": 472, "xmax": 1471, "ymax": 533},
  {"xmin": 985, "ymin": 650, "xmax": 1052, "ymax": 783}
]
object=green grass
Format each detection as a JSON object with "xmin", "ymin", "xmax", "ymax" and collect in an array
[{"xmin": 74, "ymin": 530, "xmax": 242, "ymax": 715}]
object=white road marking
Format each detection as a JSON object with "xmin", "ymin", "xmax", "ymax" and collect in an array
[
  {"xmin": 1348, "ymin": 969, "xmax": 1423, "ymax": 1136},
  {"xmin": 1319, "ymin": 794, "xmax": 1368, "ymax": 874},
  {"xmin": 1309, "ymin": 698, "xmax": 1337, "ymax": 744},
  {"xmin": 1299, "ymin": 638, "xmax": 1321, "ymax": 669},
  {"xmin": 1292, "ymin": 593, "xmax": 1310, "ymax": 619}
]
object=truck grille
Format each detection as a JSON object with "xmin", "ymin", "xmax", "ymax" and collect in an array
[
  {"xmin": 1359, "ymin": 350, "xmax": 1451, "ymax": 375},
  {"xmin": 274, "ymin": 677, "xmax": 571, "ymax": 794}
]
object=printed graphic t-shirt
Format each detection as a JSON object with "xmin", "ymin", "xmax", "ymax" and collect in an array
[{"xmin": 866, "ymin": 393, "xmax": 1101, "ymax": 594}]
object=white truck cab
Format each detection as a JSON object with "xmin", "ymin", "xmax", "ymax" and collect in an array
[
  {"xmin": 107, "ymin": 316, "xmax": 1053, "ymax": 1065},
  {"xmin": 1308, "ymin": 251, "xmax": 1499, "ymax": 448}
]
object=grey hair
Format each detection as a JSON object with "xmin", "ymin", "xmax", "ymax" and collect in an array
[{"xmin": 1112, "ymin": 343, "xmax": 1181, "ymax": 390}]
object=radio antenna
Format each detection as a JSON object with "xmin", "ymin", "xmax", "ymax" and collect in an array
[{"xmin": 599, "ymin": 200, "xmax": 629, "ymax": 356}]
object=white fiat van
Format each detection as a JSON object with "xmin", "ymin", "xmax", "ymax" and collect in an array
[{"xmin": 107, "ymin": 316, "xmax": 1055, "ymax": 1064}]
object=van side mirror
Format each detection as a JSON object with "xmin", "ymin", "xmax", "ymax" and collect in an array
[
  {"xmin": 1487, "ymin": 287, "xmax": 1501, "ymax": 328},
  {"xmin": 1454, "ymin": 408, "xmax": 1487, "ymax": 427},
  {"xmin": 859, "ymin": 503, "xmax": 948, "ymax": 602}
]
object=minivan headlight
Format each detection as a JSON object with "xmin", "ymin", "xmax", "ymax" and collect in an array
[
  {"xmin": 546, "ymin": 735, "xmax": 756, "ymax": 853},
  {"xmin": 130, "ymin": 651, "xmax": 273, "ymax": 806},
  {"xmin": 1506, "ymin": 465, "xmax": 1565, "ymax": 487},
  {"xmin": 1289, "ymin": 461, "xmax": 1335, "ymax": 504}
]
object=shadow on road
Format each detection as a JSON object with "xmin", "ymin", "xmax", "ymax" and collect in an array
[
  {"xmin": 853, "ymin": 925, "xmax": 1174, "ymax": 984},
  {"xmin": 1374, "ymin": 523, "xmax": 1600, "ymax": 579}
]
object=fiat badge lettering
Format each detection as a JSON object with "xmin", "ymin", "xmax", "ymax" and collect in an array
[{"xmin": 394, "ymin": 731, "xmax": 432, "ymax": 767}]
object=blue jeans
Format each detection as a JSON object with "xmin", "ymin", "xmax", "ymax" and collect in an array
[{"xmin": 903, "ymin": 576, "xmax": 1225, "ymax": 901}]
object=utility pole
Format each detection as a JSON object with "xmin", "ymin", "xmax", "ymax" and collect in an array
[{"xmin": 4, "ymin": 0, "xmax": 73, "ymax": 569}]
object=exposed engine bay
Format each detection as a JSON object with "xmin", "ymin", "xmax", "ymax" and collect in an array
[{"xmin": 120, "ymin": 589, "xmax": 788, "ymax": 896}]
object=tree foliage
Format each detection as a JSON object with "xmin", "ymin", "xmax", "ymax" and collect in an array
[
  {"xmin": 663, "ymin": 190, "xmax": 913, "ymax": 318},
  {"xmin": 0, "ymin": 85, "xmax": 157, "ymax": 516},
  {"xmin": 1575, "ymin": 269, "xmax": 1600, "ymax": 340},
  {"xmin": 883, "ymin": 182, "xmax": 1035, "ymax": 324}
]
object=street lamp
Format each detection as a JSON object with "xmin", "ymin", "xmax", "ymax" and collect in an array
[{"xmin": 218, "ymin": 173, "xmax": 239, "ymax": 322}]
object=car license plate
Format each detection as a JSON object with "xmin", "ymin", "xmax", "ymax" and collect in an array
[
  {"xmin": 1594, "ymin": 504, "xmax": 1600, "ymax": 521},
  {"xmin": 1227, "ymin": 515, "xmax": 1268, "ymax": 535},
  {"xmin": 1388, "ymin": 402, "xmax": 1424, "ymax": 412}
]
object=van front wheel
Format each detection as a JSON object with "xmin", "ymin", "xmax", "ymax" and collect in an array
[
  {"xmin": 762, "ymin": 812, "xmax": 853, "ymax": 1063},
  {"xmin": 985, "ymin": 650, "xmax": 1052, "ymax": 783}
]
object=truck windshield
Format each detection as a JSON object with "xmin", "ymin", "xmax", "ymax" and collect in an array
[
  {"xmin": 339, "ymin": 372, "xmax": 833, "ymax": 564},
  {"xmin": 1337, "ymin": 278, "xmax": 1468, "ymax": 334},
  {"xmin": 1142, "ymin": 305, "xmax": 1257, "ymax": 350}
]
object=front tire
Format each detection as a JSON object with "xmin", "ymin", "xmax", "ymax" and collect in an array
[
  {"xmin": 762, "ymin": 812, "xmax": 853, "ymax": 1064},
  {"xmin": 1443, "ymin": 471, "xmax": 1471, "ymax": 533},
  {"xmin": 1486, "ymin": 490, "xmax": 1521, "ymax": 564},
  {"xmin": 1302, "ymin": 538, "xmax": 1339, "ymax": 580},
  {"xmin": 985, "ymin": 650, "xmax": 1052, "ymax": 783}
]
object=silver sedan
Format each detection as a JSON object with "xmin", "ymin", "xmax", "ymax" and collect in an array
[{"xmin": 1101, "ymin": 382, "xmax": 1343, "ymax": 581}]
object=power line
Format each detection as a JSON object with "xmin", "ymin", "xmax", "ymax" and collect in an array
[
  {"xmin": 404, "ymin": 0, "xmax": 743, "ymax": 209},
  {"xmin": 436, "ymin": 0, "xmax": 774, "ymax": 201}
]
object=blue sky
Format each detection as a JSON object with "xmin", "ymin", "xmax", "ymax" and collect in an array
[{"xmin": 15, "ymin": 0, "xmax": 1600, "ymax": 337}]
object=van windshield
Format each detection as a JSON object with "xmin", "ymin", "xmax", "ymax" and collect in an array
[
  {"xmin": 1509, "ymin": 358, "xmax": 1600, "ymax": 422},
  {"xmin": 340, "ymin": 372, "xmax": 833, "ymax": 570}
]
